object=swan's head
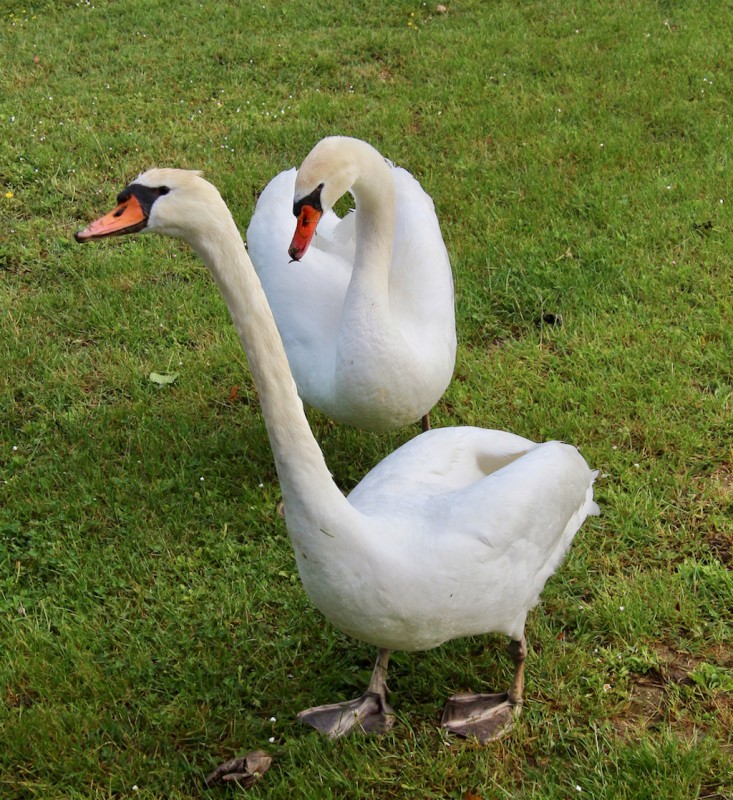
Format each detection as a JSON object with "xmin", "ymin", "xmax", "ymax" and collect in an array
[
  {"xmin": 289, "ymin": 136, "xmax": 367, "ymax": 260},
  {"xmin": 75, "ymin": 168, "xmax": 224, "ymax": 245}
]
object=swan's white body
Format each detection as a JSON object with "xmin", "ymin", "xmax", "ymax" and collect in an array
[
  {"xmin": 77, "ymin": 169, "xmax": 599, "ymax": 741},
  {"xmin": 296, "ymin": 427, "xmax": 595, "ymax": 651},
  {"xmin": 246, "ymin": 137, "xmax": 457, "ymax": 432}
]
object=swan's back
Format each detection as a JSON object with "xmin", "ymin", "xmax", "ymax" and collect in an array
[{"xmin": 322, "ymin": 428, "xmax": 599, "ymax": 650}]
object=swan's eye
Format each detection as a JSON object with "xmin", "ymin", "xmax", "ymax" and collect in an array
[
  {"xmin": 293, "ymin": 182, "xmax": 324, "ymax": 217},
  {"xmin": 158, "ymin": 186, "xmax": 170, "ymax": 196}
]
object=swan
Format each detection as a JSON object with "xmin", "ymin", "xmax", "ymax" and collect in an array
[
  {"xmin": 76, "ymin": 169, "xmax": 599, "ymax": 748},
  {"xmin": 246, "ymin": 136, "xmax": 457, "ymax": 433}
]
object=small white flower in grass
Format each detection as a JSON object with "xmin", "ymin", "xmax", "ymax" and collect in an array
[
  {"xmin": 132, "ymin": 787, "xmax": 139, "ymax": 792},
  {"xmin": 619, "ymin": 606, "xmax": 625, "ymax": 611},
  {"xmin": 576, "ymin": 786, "xmax": 582, "ymax": 793},
  {"xmin": 200, "ymin": 476, "xmax": 204, "ymax": 482},
  {"xmin": 268, "ymin": 736, "xmax": 275, "ymax": 743},
  {"xmin": 269, "ymin": 716, "xmax": 276, "ymax": 722},
  {"xmin": 12, "ymin": 445, "xmax": 18, "ymax": 451},
  {"xmin": 603, "ymin": 684, "xmax": 612, "ymax": 692}
]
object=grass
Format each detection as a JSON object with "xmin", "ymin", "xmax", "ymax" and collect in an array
[{"xmin": 1, "ymin": 0, "xmax": 731, "ymax": 797}]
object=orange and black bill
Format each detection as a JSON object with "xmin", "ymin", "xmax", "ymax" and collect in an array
[
  {"xmin": 288, "ymin": 183, "xmax": 324, "ymax": 261},
  {"xmin": 288, "ymin": 204, "xmax": 322, "ymax": 260},
  {"xmin": 75, "ymin": 193, "xmax": 148, "ymax": 242}
]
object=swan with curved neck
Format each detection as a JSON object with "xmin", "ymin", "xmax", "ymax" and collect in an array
[
  {"xmin": 76, "ymin": 169, "xmax": 598, "ymax": 747},
  {"xmin": 247, "ymin": 136, "xmax": 457, "ymax": 433}
]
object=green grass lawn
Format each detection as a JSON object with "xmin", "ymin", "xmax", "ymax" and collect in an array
[{"xmin": 1, "ymin": 0, "xmax": 731, "ymax": 797}]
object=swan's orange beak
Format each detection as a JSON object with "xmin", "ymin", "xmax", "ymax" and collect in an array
[
  {"xmin": 288, "ymin": 204, "xmax": 322, "ymax": 261},
  {"xmin": 75, "ymin": 195, "xmax": 148, "ymax": 242}
]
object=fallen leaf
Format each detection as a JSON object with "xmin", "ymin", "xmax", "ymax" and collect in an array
[
  {"xmin": 205, "ymin": 750, "xmax": 272, "ymax": 788},
  {"xmin": 149, "ymin": 372, "xmax": 179, "ymax": 385},
  {"xmin": 228, "ymin": 384, "xmax": 240, "ymax": 402}
]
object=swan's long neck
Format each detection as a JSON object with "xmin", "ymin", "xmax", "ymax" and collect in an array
[
  {"xmin": 345, "ymin": 148, "xmax": 396, "ymax": 315},
  {"xmin": 184, "ymin": 208, "xmax": 344, "ymax": 516}
]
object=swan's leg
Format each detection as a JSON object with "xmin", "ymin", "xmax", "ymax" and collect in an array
[
  {"xmin": 421, "ymin": 413, "xmax": 431, "ymax": 432},
  {"xmin": 441, "ymin": 635, "xmax": 527, "ymax": 743},
  {"xmin": 297, "ymin": 648, "xmax": 396, "ymax": 738}
]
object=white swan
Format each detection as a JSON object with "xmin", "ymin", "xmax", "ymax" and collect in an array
[
  {"xmin": 246, "ymin": 136, "xmax": 457, "ymax": 433},
  {"xmin": 76, "ymin": 169, "xmax": 599, "ymax": 748}
]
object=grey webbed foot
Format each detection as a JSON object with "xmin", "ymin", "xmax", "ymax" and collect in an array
[
  {"xmin": 298, "ymin": 647, "xmax": 394, "ymax": 738},
  {"xmin": 441, "ymin": 691, "xmax": 518, "ymax": 742},
  {"xmin": 442, "ymin": 636, "xmax": 527, "ymax": 743},
  {"xmin": 297, "ymin": 690, "xmax": 396, "ymax": 738}
]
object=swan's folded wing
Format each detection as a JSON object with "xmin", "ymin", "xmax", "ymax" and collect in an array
[
  {"xmin": 317, "ymin": 208, "xmax": 356, "ymax": 261},
  {"xmin": 433, "ymin": 440, "xmax": 598, "ymax": 608},
  {"xmin": 388, "ymin": 167, "xmax": 455, "ymax": 350},
  {"xmin": 347, "ymin": 427, "xmax": 538, "ymax": 514},
  {"xmin": 346, "ymin": 430, "xmax": 597, "ymax": 646}
]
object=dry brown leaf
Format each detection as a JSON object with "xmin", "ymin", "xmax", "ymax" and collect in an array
[{"xmin": 205, "ymin": 750, "xmax": 272, "ymax": 788}]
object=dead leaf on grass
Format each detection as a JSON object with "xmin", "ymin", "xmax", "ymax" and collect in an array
[
  {"xmin": 205, "ymin": 750, "xmax": 272, "ymax": 788},
  {"xmin": 149, "ymin": 371, "xmax": 179, "ymax": 385}
]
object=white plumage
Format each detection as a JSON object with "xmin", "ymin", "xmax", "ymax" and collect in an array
[
  {"xmin": 77, "ymin": 169, "xmax": 599, "ymax": 747},
  {"xmin": 246, "ymin": 137, "xmax": 457, "ymax": 433}
]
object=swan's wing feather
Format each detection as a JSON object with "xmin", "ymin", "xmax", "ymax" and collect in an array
[
  {"xmin": 347, "ymin": 428, "xmax": 537, "ymax": 512},
  {"xmin": 324, "ymin": 209, "xmax": 356, "ymax": 257},
  {"xmin": 387, "ymin": 167, "xmax": 456, "ymax": 352},
  {"xmin": 434, "ymin": 441, "xmax": 598, "ymax": 634},
  {"xmin": 346, "ymin": 428, "xmax": 598, "ymax": 645}
]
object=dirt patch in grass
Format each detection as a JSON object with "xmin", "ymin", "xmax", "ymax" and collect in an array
[
  {"xmin": 654, "ymin": 645, "xmax": 701, "ymax": 686},
  {"xmin": 611, "ymin": 644, "xmax": 733, "ymax": 738},
  {"xmin": 4, "ymin": 682, "xmax": 39, "ymax": 710},
  {"xmin": 612, "ymin": 671, "xmax": 666, "ymax": 735},
  {"xmin": 694, "ymin": 463, "xmax": 732, "ymax": 564}
]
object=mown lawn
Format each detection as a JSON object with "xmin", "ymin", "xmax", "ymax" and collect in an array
[{"xmin": 1, "ymin": 1, "xmax": 731, "ymax": 798}]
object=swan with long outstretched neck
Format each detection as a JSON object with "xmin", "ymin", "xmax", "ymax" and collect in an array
[
  {"xmin": 247, "ymin": 136, "xmax": 457, "ymax": 433},
  {"xmin": 76, "ymin": 169, "xmax": 598, "ymax": 749}
]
